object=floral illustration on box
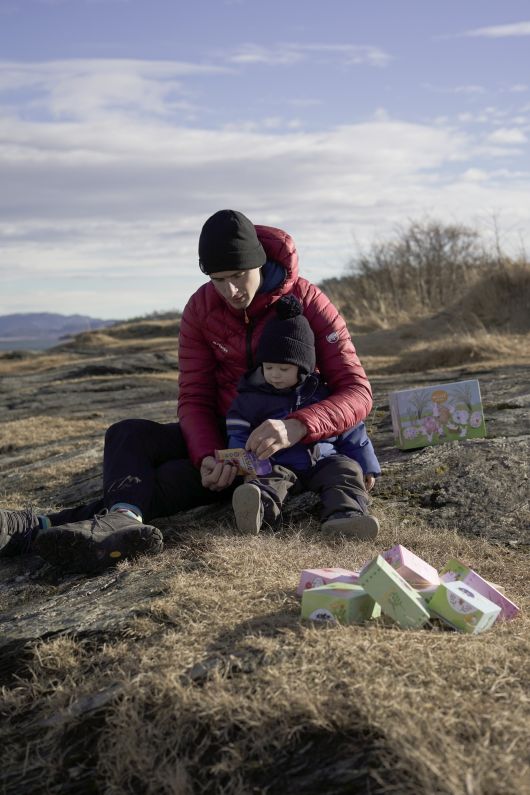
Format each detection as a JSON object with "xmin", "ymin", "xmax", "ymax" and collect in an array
[
  {"xmin": 399, "ymin": 382, "xmax": 484, "ymax": 446},
  {"xmin": 447, "ymin": 586, "xmax": 476, "ymax": 613},
  {"xmin": 442, "ymin": 570, "xmax": 463, "ymax": 583},
  {"xmin": 309, "ymin": 577, "xmax": 325, "ymax": 589}
]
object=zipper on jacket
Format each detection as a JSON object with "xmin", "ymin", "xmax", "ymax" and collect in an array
[{"xmin": 244, "ymin": 310, "xmax": 255, "ymax": 370}]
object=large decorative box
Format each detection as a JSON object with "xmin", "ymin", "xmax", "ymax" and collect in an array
[
  {"xmin": 380, "ymin": 545, "xmax": 440, "ymax": 590},
  {"xmin": 301, "ymin": 583, "xmax": 380, "ymax": 624},
  {"xmin": 428, "ymin": 580, "xmax": 501, "ymax": 634},
  {"xmin": 439, "ymin": 559, "xmax": 519, "ymax": 621},
  {"xmin": 358, "ymin": 555, "xmax": 430, "ymax": 629},
  {"xmin": 296, "ymin": 567, "xmax": 360, "ymax": 597},
  {"xmin": 388, "ymin": 379, "xmax": 486, "ymax": 450}
]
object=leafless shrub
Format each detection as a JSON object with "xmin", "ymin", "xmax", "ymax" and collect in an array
[{"xmin": 320, "ymin": 219, "xmax": 516, "ymax": 330}]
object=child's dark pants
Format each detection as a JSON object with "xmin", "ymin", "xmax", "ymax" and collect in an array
[
  {"xmin": 248, "ymin": 454, "xmax": 368, "ymax": 526},
  {"xmin": 48, "ymin": 419, "xmax": 226, "ymax": 526}
]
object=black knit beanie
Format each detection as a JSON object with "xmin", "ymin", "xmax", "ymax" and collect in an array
[
  {"xmin": 256, "ymin": 295, "xmax": 316, "ymax": 375},
  {"xmin": 198, "ymin": 209, "xmax": 267, "ymax": 274}
]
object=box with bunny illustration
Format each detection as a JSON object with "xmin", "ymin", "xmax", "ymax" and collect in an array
[
  {"xmin": 427, "ymin": 580, "xmax": 501, "ymax": 634},
  {"xmin": 301, "ymin": 583, "xmax": 381, "ymax": 624},
  {"xmin": 296, "ymin": 567, "xmax": 360, "ymax": 596},
  {"xmin": 439, "ymin": 559, "xmax": 520, "ymax": 621},
  {"xmin": 389, "ymin": 379, "xmax": 486, "ymax": 450}
]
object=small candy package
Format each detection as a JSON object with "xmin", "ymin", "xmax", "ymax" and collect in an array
[
  {"xmin": 214, "ymin": 448, "xmax": 272, "ymax": 477},
  {"xmin": 381, "ymin": 545, "xmax": 440, "ymax": 591},
  {"xmin": 439, "ymin": 559, "xmax": 519, "ymax": 621},
  {"xmin": 359, "ymin": 555, "xmax": 431, "ymax": 629},
  {"xmin": 301, "ymin": 583, "xmax": 381, "ymax": 625},
  {"xmin": 427, "ymin": 580, "xmax": 501, "ymax": 634},
  {"xmin": 296, "ymin": 567, "xmax": 360, "ymax": 597}
]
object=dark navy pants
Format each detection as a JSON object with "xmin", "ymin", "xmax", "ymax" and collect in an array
[
  {"xmin": 251, "ymin": 455, "xmax": 369, "ymax": 526},
  {"xmin": 48, "ymin": 419, "xmax": 228, "ymax": 526}
]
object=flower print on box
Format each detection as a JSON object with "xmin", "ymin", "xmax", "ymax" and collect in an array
[{"xmin": 389, "ymin": 379, "xmax": 485, "ymax": 450}]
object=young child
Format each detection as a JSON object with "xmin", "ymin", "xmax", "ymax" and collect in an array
[{"xmin": 227, "ymin": 295, "xmax": 381, "ymax": 538}]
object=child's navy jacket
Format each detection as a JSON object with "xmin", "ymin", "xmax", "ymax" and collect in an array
[{"xmin": 226, "ymin": 368, "xmax": 381, "ymax": 475}]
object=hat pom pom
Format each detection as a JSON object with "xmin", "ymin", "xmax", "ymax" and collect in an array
[{"xmin": 275, "ymin": 294, "xmax": 303, "ymax": 320}]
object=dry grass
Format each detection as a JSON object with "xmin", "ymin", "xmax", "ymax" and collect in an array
[
  {"xmin": 386, "ymin": 331, "xmax": 530, "ymax": 373},
  {"xmin": 1, "ymin": 240, "xmax": 529, "ymax": 793},
  {"xmin": 1, "ymin": 518, "xmax": 529, "ymax": 795},
  {"xmin": 0, "ymin": 416, "xmax": 107, "ymax": 451}
]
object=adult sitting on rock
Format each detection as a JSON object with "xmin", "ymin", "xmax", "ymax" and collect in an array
[{"xmin": 0, "ymin": 209, "xmax": 374, "ymax": 573}]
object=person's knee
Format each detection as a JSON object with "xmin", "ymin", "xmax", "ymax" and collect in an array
[
  {"xmin": 104, "ymin": 418, "xmax": 151, "ymax": 446},
  {"xmin": 331, "ymin": 456, "xmax": 363, "ymax": 478}
]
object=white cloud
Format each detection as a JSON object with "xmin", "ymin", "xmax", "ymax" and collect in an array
[
  {"xmin": 453, "ymin": 85, "xmax": 486, "ymax": 95},
  {"xmin": 487, "ymin": 127, "xmax": 528, "ymax": 144},
  {"xmin": 0, "ymin": 59, "xmax": 231, "ymax": 121},
  {"xmin": 0, "ymin": 58, "xmax": 529, "ymax": 317},
  {"xmin": 227, "ymin": 42, "xmax": 391, "ymax": 68},
  {"xmin": 463, "ymin": 21, "xmax": 530, "ymax": 38}
]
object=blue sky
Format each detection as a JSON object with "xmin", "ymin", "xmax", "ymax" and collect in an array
[{"xmin": 1, "ymin": 0, "xmax": 529, "ymax": 319}]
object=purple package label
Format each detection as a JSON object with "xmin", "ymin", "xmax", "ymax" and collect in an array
[
  {"xmin": 214, "ymin": 448, "xmax": 272, "ymax": 477},
  {"xmin": 249, "ymin": 452, "xmax": 273, "ymax": 476}
]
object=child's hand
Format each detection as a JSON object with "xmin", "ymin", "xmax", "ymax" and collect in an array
[{"xmin": 365, "ymin": 474, "xmax": 376, "ymax": 492}]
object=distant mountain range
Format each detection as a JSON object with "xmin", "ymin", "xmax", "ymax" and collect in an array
[{"xmin": 0, "ymin": 313, "xmax": 117, "ymax": 340}]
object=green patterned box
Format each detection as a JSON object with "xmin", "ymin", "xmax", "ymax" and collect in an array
[
  {"xmin": 389, "ymin": 379, "xmax": 485, "ymax": 450},
  {"xmin": 427, "ymin": 581, "xmax": 501, "ymax": 634},
  {"xmin": 301, "ymin": 583, "xmax": 381, "ymax": 625},
  {"xmin": 359, "ymin": 555, "xmax": 431, "ymax": 629}
]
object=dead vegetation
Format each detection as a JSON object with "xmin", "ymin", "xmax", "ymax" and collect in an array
[
  {"xmin": 1, "ymin": 524, "xmax": 529, "ymax": 795},
  {"xmin": 1, "ymin": 221, "xmax": 529, "ymax": 794}
]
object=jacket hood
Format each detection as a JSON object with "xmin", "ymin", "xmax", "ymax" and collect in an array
[{"xmin": 201, "ymin": 224, "xmax": 299, "ymax": 321}]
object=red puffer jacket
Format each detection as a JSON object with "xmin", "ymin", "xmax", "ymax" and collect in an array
[{"xmin": 178, "ymin": 224, "xmax": 373, "ymax": 467}]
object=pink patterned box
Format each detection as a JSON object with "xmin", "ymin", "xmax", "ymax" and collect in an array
[
  {"xmin": 380, "ymin": 545, "xmax": 440, "ymax": 590},
  {"xmin": 296, "ymin": 567, "xmax": 360, "ymax": 597},
  {"xmin": 440, "ymin": 559, "xmax": 520, "ymax": 621}
]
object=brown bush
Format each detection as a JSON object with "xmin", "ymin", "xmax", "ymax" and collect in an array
[{"xmin": 320, "ymin": 220, "xmax": 516, "ymax": 330}]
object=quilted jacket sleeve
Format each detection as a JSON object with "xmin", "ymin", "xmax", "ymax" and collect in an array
[
  {"xmin": 335, "ymin": 422, "xmax": 381, "ymax": 476},
  {"xmin": 289, "ymin": 281, "xmax": 373, "ymax": 443},
  {"xmin": 177, "ymin": 295, "xmax": 226, "ymax": 467}
]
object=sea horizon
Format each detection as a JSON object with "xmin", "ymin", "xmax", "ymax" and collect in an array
[{"xmin": 0, "ymin": 338, "xmax": 61, "ymax": 352}]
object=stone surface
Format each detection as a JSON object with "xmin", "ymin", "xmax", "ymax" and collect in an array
[{"xmin": 0, "ymin": 343, "xmax": 528, "ymax": 657}]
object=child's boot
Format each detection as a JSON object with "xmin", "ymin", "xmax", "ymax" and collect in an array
[
  {"xmin": 232, "ymin": 484, "xmax": 263, "ymax": 534},
  {"xmin": 321, "ymin": 510, "xmax": 379, "ymax": 540}
]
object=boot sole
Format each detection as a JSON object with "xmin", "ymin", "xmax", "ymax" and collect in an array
[
  {"xmin": 35, "ymin": 524, "xmax": 164, "ymax": 573},
  {"xmin": 321, "ymin": 514, "xmax": 379, "ymax": 540},
  {"xmin": 232, "ymin": 484, "xmax": 262, "ymax": 534}
]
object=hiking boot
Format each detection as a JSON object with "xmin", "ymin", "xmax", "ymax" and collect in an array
[
  {"xmin": 0, "ymin": 508, "xmax": 40, "ymax": 557},
  {"xmin": 34, "ymin": 510, "xmax": 163, "ymax": 573},
  {"xmin": 232, "ymin": 483, "xmax": 263, "ymax": 534},
  {"xmin": 321, "ymin": 510, "xmax": 379, "ymax": 540}
]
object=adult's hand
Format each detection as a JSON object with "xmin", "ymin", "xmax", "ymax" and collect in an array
[
  {"xmin": 245, "ymin": 418, "xmax": 307, "ymax": 460},
  {"xmin": 200, "ymin": 456, "xmax": 238, "ymax": 491}
]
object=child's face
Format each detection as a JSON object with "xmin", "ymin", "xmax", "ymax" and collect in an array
[{"xmin": 262, "ymin": 362, "xmax": 299, "ymax": 389}]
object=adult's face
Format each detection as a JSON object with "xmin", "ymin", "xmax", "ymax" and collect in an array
[{"xmin": 209, "ymin": 267, "xmax": 263, "ymax": 310}]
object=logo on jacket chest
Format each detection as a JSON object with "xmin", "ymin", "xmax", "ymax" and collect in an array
[{"xmin": 212, "ymin": 340, "xmax": 229, "ymax": 354}]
